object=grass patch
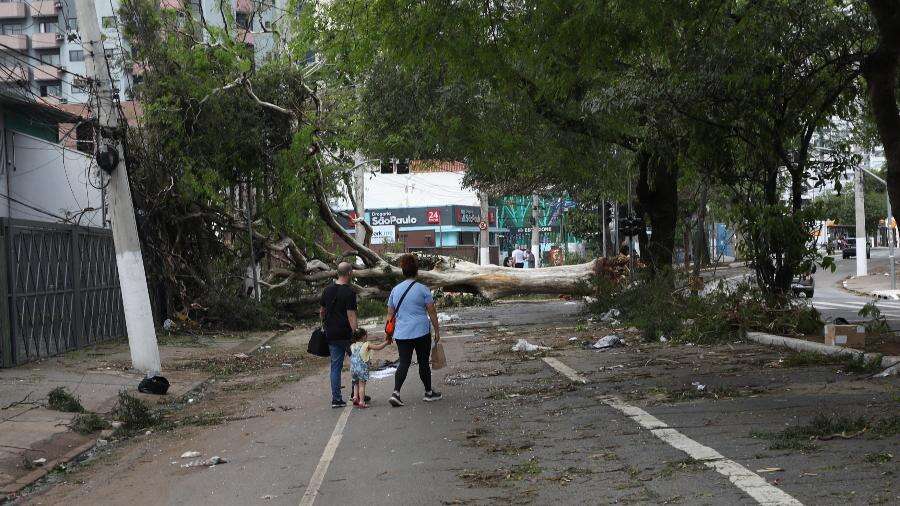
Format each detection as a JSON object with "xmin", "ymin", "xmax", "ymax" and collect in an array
[
  {"xmin": 508, "ymin": 458, "xmax": 542, "ymax": 480},
  {"xmin": 357, "ymin": 298, "xmax": 388, "ymax": 318},
  {"xmin": 179, "ymin": 411, "xmax": 226, "ymax": 426},
  {"xmin": 111, "ymin": 391, "xmax": 158, "ymax": 435},
  {"xmin": 71, "ymin": 413, "xmax": 110, "ymax": 435},
  {"xmin": 750, "ymin": 413, "xmax": 898, "ymax": 451},
  {"xmin": 47, "ymin": 387, "xmax": 85, "ymax": 413},
  {"xmin": 172, "ymin": 349, "xmax": 304, "ymax": 376},
  {"xmin": 782, "ymin": 352, "xmax": 842, "ymax": 368},
  {"xmin": 843, "ymin": 354, "xmax": 883, "ymax": 374},
  {"xmin": 864, "ymin": 452, "xmax": 893, "ymax": 464}
]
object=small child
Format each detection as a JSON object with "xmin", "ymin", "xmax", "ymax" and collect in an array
[{"xmin": 350, "ymin": 328, "xmax": 388, "ymax": 408}]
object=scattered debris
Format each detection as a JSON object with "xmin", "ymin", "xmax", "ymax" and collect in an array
[
  {"xmin": 32, "ymin": 458, "xmax": 47, "ymax": 466},
  {"xmin": 568, "ymin": 336, "xmax": 578, "ymax": 341},
  {"xmin": 370, "ymin": 367, "xmax": 397, "ymax": 380},
  {"xmin": 627, "ymin": 327, "xmax": 639, "ymax": 333},
  {"xmin": 110, "ymin": 421, "xmax": 123, "ymax": 429},
  {"xmin": 145, "ymin": 430, "xmax": 152, "ymax": 436},
  {"xmin": 755, "ymin": 467, "xmax": 784, "ymax": 473},
  {"xmin": 512, "ymin": 339, "xmax": 550, "ymax": 352},
  {"xmin": 599, "ymin": 308, "xmax": 620, "ymax": 322},
  {"xmin": 261, "ymin": 495, "xmax": 275, "ymax": 500},
  {"xmin": 180, "ymin": 451, "xmax": 202, "ymax": 459},
  {"xmin": 181, "ymin": 456, "xmax": 227, "ymax": 468},
  {"xmin": 233, "ymin": 353, "xmax": 250, "ymax": 359},
  {"xmin": 187, "ymin": 398, "xmax": 195, "ymax": 404},
  {"xmin": 162, "ymin": 319, "xmax": 176, "ymax": 331},
  {"xmin": 659, "ymin": 335, "xmax": 668, "ymax": 343},
  {"xmin": 691, "ymin": 382, "xmax": 706, "ymax": 392},
  {"xmin": 437, "ymin": 313, "xmax": 460, "ymax": 324},
  {"xmin": 97, "ymin": 439, "xmax": 108, "ymax": 447},
  {"xmin": 591, "ymin": 335, "xmax": 624, "ymax": 349}
]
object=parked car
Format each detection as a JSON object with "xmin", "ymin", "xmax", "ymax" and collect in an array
[
  {"xmin": 790, "ymin": 265, "xmax": 815, "ymax": 298},
  {"xmin": 842, "ymin": 242, "xmax": 871, "ymax": 259}
]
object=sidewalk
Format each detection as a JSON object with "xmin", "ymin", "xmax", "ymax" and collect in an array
[
  {"xmin": 842, "ymin": 272, "xmax": 900, "ymax": 299},
  {"xmin": 0, "ymin": 330, "xmax": 282, "ymax": 496}
]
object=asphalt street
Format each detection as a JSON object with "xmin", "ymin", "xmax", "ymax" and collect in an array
[{"xmin": 810, "ymin": 248, "xmax": 900, "ymax": 327}]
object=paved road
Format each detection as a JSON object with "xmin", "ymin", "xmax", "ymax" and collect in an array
[{"xmin": 811, "ymin": 248, "xmax": 900, "ymax": 326}]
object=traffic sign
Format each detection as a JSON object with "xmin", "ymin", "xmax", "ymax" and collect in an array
[{"xmin": 479, "ymin": 221, "xmax": 488, "ymax": 230}]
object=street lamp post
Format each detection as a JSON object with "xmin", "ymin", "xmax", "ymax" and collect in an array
[{"xmin": 858, "ymin": 166, "xmax": 896, "ymax": 290}]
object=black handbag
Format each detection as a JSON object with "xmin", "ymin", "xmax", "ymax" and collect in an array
[{"xmin": 308, "ymin": 285, "xmax": 341, "ymax": 357}]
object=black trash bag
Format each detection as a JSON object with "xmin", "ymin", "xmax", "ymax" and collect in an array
[{"xmin": 138, "ymin": 375, "xmax": 170, "ymax": 395}]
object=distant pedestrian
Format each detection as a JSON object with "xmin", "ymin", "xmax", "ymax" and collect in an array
[
  {"xmin": 349, "ymin": 328, "xmax": 388, "ymax": 409},
  {"xmin": 319, "ymin": 262, "xmax": 358, "ymax": 408},
  {"xmin": 512, "ymin": 245, "xmax": 525, "ymax": 268},
  {"xmin": 525, "ymin": 248, "xmax": 536, "ymax": 268},
  {"xmin": 387, "ymin": 254, "xmax": 443, "ymax": 407}
]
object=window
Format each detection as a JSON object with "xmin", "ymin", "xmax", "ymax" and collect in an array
[
  {"xmin": 458, "ymin": 232, "xmax": 478, "ymax": 245},
  {"xmin": 101, "ymin": 16, "xmax": 116, "ymax": 29},
  {"xmin": 72, "ymin": 77, "xmax": 90, "ymax": 94},
  {"xmin": 66, "ymin": 18, "xmax": 78, "ymax": 31},
  {"xmin": 40, "ymin": 83, "xmax": 62, "ymax": 98},
  {"xmin": 235, "ymin": 12, "xmax": 250, "ymax": 29},
  {"xmin": 1, "ymin": 24, "xmax": 23, "ymax": 35},
  {"xmin": 39, "ymin": 53, "xmax": 60, "ymax": 66},
  {"xmin": 69, "ymin": 50, "xmax": 84, "ymax": 62},
  {"xmin": 39, "ymin": 21, "xmax": 59, "ymax": 33}
]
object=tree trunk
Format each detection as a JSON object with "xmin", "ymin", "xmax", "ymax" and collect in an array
[
  {"xmin": 863, "ymin": 0, "xmax": 900, "ymax": 230},
  {"xmin": 636, "ymin": 151, "xmax": 679, "ymax": 274}
]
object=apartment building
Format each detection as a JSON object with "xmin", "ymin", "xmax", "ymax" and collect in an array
[{"xmin": 0, "ymin": 0, "xmax": 289, "ymax": 117}]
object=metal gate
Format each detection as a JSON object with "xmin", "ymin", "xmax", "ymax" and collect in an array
[{"xmin": 0, "ymin": 219, "xmax": 126, "ymax": 367}]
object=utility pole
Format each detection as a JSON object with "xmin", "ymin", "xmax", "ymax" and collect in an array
[
  {"xmin": 854, "ymin": 163, "xmax": 867, "ymax": 277},
  {"xmin": 600, "ymin": 199, "xmax": 607, "ymax": 258},
  {"xmin": 354, "ymin": 160, "xmax": 366, "ymax": 262},
  {"xmin": 478, "ymin": 191, "xmax": 491, "ymax": 265},
  {"xmin": 75, "ymin": 0, "xmax": 160, "ymax": 374},
  {"xmin": 531, "ymin": 194, "xmax": 541, "ymax": 268}
]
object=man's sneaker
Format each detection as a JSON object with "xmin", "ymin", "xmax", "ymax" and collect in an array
[
  {"xmin": 389, "ymin": 393, "xmax": 404, "ymax": 407},
  {"xmin": 423, "ymin": 391, "xmax": 443, "ymax": 402},
  {"xmin": 331, "ymin": 399, "xmax": 347, "ymax": 408}
]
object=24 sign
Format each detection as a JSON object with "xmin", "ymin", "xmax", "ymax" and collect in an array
[{"xmin": 427, "ymin": 209, "xmax": 442, "ymax": 224}]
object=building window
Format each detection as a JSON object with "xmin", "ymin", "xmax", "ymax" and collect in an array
[
  {"xmin": 72, "ymin": 77, "xmax": 90, "ymax": 93},
  {"xmin": 458, "ymin": 232, "xmax": 478, "ymax": 245},
  {"xmin": 39, "ymin": 53, "xmax": 60, "ymax": 66},
  {"xmin": 235, "ymin": 13, "xmax": 251, "ymax": 29},
  {"xmin": 1, "ymin": 24, "xmax": 23, "ymax": 35},
  {"xmin": 101, "ymin": 16, "xmax": 117, "ymax": 29},
  {"xmin": 39, "ymin": 21, "xmax": 59, "ymax": 33},
  {"xmin": 69, "ymin": 50, "xmax": 84, "ymax": 62},
  {"xmin": 66, "ymin": 18, "xmax": 78, "ymax": 31},
  {"xmin": 40, "ymin": 83, "xmax": 62, "ymax": 98}
]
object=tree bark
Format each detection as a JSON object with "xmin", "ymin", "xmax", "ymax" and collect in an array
[
  {"xmin": 863, "ymin": 0, "xmax": 900, "ymax": 229},
  {"xmin": 636, "ymin": 151, "xmax": 679, "ymax": 274}
]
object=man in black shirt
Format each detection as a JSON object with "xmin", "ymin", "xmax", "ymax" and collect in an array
[{"xmin": 320, "ymin": 262, "xmax": 358, "ymax": 408}]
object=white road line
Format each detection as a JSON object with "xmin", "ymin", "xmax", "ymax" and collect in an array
[
  {"xmin": 542, "ymin": 357, "xmax": 587, "ymax": 384},
  {"xmin": 299, "ymin": 407, "xmax": 352, "ymax": 506},
  {"xmin": 543, "ymin": 359, "xmax": 803, "ymax": 506}
]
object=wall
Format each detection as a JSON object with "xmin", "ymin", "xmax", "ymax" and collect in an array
[{"xmin": 1, "ymin": 121, "xmax": 103, "ymax": 227}]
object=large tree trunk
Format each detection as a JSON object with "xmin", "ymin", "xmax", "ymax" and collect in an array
[
  {"xmin": 636, "ymin": 152, "xmax": 679, "ymax": 274},
  {"xmin": 864, "ymin": 1, "xmax": 900, "ymax": 226}
]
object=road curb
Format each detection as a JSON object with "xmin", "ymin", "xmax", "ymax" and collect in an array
[
  {"xmin": 841, "ymin": 277, "xmax": 900, "ymax": 300},
  {"xmin": 746, "ymin": 331, "xmax": 900, "ymax": 371}
]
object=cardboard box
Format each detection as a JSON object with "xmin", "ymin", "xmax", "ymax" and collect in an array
[{"xmin": 823, "ymin": 324, "xmax": 866, "ymax": 349}]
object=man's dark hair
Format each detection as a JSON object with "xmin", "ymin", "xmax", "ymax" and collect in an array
[{"xmin": 399, "ymin": 254, "xmax": 418, "ymax": 278}]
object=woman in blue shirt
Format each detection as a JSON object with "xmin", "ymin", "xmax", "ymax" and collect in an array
[{"xmin": 386, "ymin": 254, "xmax": 442, "ymax": 407}]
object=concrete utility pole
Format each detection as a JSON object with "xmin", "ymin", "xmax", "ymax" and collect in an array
[
  {"xmin": 854, "ymin": 164, "xmax": 867, "ymax": 277},
  {"xmin": 354, "ymin": 161, "xmax": 366, "ymax": 249},
  {"xmin": 479, "ymin": 191, "xmax": 491, "ymax": 265},
  {"xmin": 531, "ymin": 194, "xmax": 541, "ymax": 268},
  {"xmin": 75, "ymin": 0, "xmax": 161, "ymax": 374}
]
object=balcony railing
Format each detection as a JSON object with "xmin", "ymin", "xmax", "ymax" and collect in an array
[
  {"xmin": 0, "ymin": 65, "xmax": 28, "ymax": 82},
  {"xmin": 30, "ymin": 0, "xmax": 60, "ymax": 17},
  {"xmin": 31, "ymin": 32, "xmax": 61, "ymax": 49},
  {"xmin": 0, "ymin": 34, "xmax": 28, "ymax": 51},
  {"xmin": 159, "ymin": 0, "xmax": 183, "ymax": 9},
  {"xmin": 32, "ymin": 63, "xmax": 62, "ymax": 81},
  {"xmin": 0, "ymin": 2, "xmax": 27, "ymax": 19}
]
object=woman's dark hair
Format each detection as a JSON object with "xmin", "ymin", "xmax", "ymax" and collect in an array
[
  {"xmin": 399, "ymin": 254, "xmax": 418, "ymax": 278},
  {"xmin": 352, "ymin": 328, "xmax": 368, "ymax": 342}
]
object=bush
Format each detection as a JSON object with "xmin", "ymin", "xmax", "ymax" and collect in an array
[
  {"xmin": 200, "ymin": 292, "xmax": 280, "ymax": 331},
  {"xmin": 357, "ymin": 298, "xmax": 387, "ymax": 318},
  {"xmin": 590, "ymin": 270, "xmax": 824, "ymax": 344},
  {"xmin": 112, "ymin": 391, "xmax": 158, "ymax": 434},
  {"xmin": 71, "ymin": 413, "xmax": 111, "ymax": 435},
  {"xmin": 47, "ymin": 387, "xmax": 84, "ymax": 413},
  {"xmin": 434, "ymin": 290, "xmax": 491, "ymax": 309}
]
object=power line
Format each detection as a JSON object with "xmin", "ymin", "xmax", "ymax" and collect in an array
[{"xmin": 0, "ymin": 41, "xmax": 91, "ymax": 81}]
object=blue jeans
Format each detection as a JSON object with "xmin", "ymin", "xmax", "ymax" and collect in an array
[{"xmin": 328, "ymin": 341, "xmax": 350, "ymax": 403}]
